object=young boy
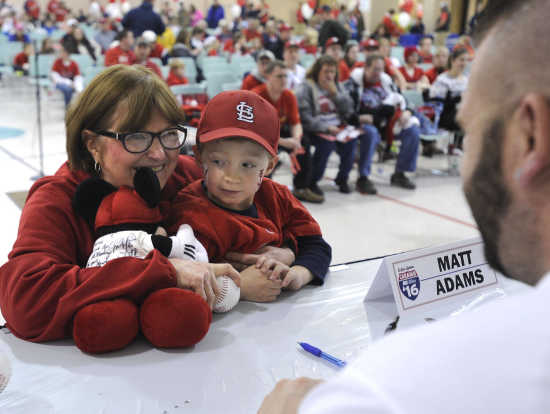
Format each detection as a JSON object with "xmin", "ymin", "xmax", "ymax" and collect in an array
[{"xmin": 169, "ymin": 90, "xmax": 331, "ymax": 299}]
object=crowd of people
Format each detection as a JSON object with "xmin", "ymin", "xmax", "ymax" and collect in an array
[{"xmin": 1, "ymin": 0, "xmax": 472, "ymax": 202}]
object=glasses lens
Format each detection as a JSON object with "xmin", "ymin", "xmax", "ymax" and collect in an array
[
  {"xmin": 160, "ymin": 128, "xmax": 186, "ymax": 149},
  {"xmin": 124, "ymin": 132, "xmax": 152, "ymax": 153}
]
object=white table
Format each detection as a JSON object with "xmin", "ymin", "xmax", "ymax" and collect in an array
[{"xmin": 0, "ymin": 260, "xmax": 382, "ymax": 414}]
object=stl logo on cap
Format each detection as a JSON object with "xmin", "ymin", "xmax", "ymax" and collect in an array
[{"xmin": 236, "ymin": 101, "xmax": 254, "ymax": 123}]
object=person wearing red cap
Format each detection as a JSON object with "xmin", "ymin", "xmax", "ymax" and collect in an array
[
  {"xmin": 323, "ymin": 36, "xmax": 343, "ymax": 61},
  {"xmin": 284, "ymin": 40, "xmax": 306, "ymax": 90},
  {"xmin": 169, "ymin": 90, "xmax": 331, "ymax": 302},
  {"xmin": 398, "ymin": 46, "xmax": 429, "ymax": 90}
]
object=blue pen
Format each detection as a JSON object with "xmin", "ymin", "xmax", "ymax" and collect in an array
[{"xmin": 298, "ymin": 342, "xmax": 347, "ymax": 368}]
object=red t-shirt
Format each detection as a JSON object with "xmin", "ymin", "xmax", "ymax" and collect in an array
[
  {"xmin": 301, "ymin": 43, "xmax": 317, "ymax": 55},
  {"xmin": 252, "ymin": 84, "xmax": 300, "ymax": 127},
  {"xmin": 418, "ymin": 51, "xmax": 433, "ymax": 64},
  {"xmin": 13, "ymin": 52, "xmax": 29, "ymax": 67},
  {"xmin": 384, "ymin": 57, "xmax": 397, "ymax": 77},
  {"xmin": 52, "ymin": 58, "xmax": 80, "ymax": 79},
  {"xmin": 104, "ymin": 46, "xmax": 136, "ymax": 66},
  {"xmin": 338, "ymin": 59, "xmax": 352, "ymax": 82},
  {"xmin": 243, "ymin": 29, "xmax": 262, "ymax": 42},
  {"xmin": 25, "ymin": 0, "xmax": 40, "ymax": 19},
  {"xmin": 425, "ymin": 66, "xmax": 445, "ymax": 84},
  {"xmin": 136, "ymin": 60, "xmax": 162, "ymax": 78},
  {"xmin": 241, "ymin": 73, "xmax": 264, "ymax": 91},
  {"xmin": 149, "ymin": 43, "xmax": 164, "ymax": 59},
  {"xmin": 166, "ymin": 71, "xmax": 189, "ymax": 86},
  {"xmin": 398, "ymin": 65, "xmax": 425, "ymax": 83},
  {"xmin": 168, "ymin": 179, "xmax": 321, "ymax": 261}
]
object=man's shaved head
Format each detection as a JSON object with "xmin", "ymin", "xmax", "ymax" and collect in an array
[{"xmin": 472, "ymin": 0, "xmax": 550, "ymax": 120}]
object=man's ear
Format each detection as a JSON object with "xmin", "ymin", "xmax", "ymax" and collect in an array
[
  {"xmin": 83, "ymin": 129, "xmax": 99, "ymax": 161},
  {"xmin": 514, "ymin": 94, "xmax": 550, "ymax": 187},
  {"xmin": 264, "ymin": 155, "xmax": 279, "ymax": 176}
]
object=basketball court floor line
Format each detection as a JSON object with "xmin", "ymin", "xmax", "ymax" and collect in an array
[{"xmin": 376, "ymin": 193, "xmax": 477, "ymax": 229}]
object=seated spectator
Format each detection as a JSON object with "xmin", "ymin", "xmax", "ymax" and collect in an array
[
  {"xmin": 8, "ymin": 23, "xmax": 30, "ymax": 43},
  {"xmin": 170, "ymin": 29, "xmax": 193, "ymax": 57},
  {"xmin": 50, "ymin": 46, "xmax": 83, "ymax": 108},
  {"xmin": 453, "ymin": 35, "xmax": 475, "ymax": 60},
  {"xmin": 142, "ymin": 30, "xmax": 166, "ymax": 60},
  {"xmin": 283, "ymin": 40, "xmax": 305, "ymax": 90},
  {"xmin": 40, "ymin": 37, "xmax": 56, "ymax": 54},
  {"xmin": 276, "ymin": 23, "xmax": 293, "ymax": 59},
  {"xmin": 409, "ymin": 17, "xmax": 425, "ymax": 35},
  {"xmin": 216, "ymin": 19, "xmax": 233, "ymax": 47},
  {"xmin": 344, "ymin": 54, "xmax": 421, "ymax": 192},
  {"xmin": 262, "ymin": 20, "xmax": 281, "ymax": 58},
  {"xmin": 417, "ymin": 35, "xmax": 433, "ymax": 63},
  {"xmin": 204, "ymin": 36, "xmax": 221, "ymax": 56},
  {"xmin": 295, "ymin": 55, "xmax": 357, "ymax": 201},
  {"xmin": 94, "ymin": 17, "xmax": 117, "ymax": 54},
  {"xmin": 13, "ymin": 43, "xmax": 33, "ymax": 75},
  {"xmin": 339, "ymin": 42, "xmax": 359, "ymax": 82},
  {"xmin": 424, "ymin": 46, "xmax": 449, "ymax": 84},
  {"xmin": 398, "ymin": 46, "xmax": 430, "ymax": 90},
  {"xmin": 41, "ymin": 13, "xmax": 57, "ymax": 34},
  {"xmin": 429, "ymin": 48, "xmax": 469, "ymax": 144},
  {"xmin": 378, "ymin": 37, "xmax": 407, "ymax": 90},
  {"xmin": 105, "ymin": 30, "xmax": 136, "ymax": 66},
  {"xmin": 189, "ymin": 26, "xmax": 206, "ymax": 56},
  {"xmin": 133, "ymin": 36, "xmax": 162, "ymax": 78},
  {"xmin": 243, "ymin": 18, "xmax": 262, "ymax": 42},
  {"xmin": 62, "ymin": 24, "xmax": 100, "ymax": 63},
  {"xmin": 252, "ymin": 60, "xmax": 304, "ymax": 176},
  {"xmin": 241, "ymin": 49, "xmax": 275, "ymax": 90},
  {"xmin": 323, "ymin": 36, "xmax": 343, "ymax": 61},
  {"xmin": 166, "ymin": 58, "xmax": 188, "ymax": 86},
  {"xmin": 158, "ymin": 17, "xmax": 178, "ymax": 52},
  {"xmin": 301, "ymin": 28, "xmax": 318, "ymax": 55},
  {"xmin": 189, "ymin": 4, "xmax": 203, "ymax": 27}
]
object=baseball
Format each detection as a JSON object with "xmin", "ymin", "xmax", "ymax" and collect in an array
[{"xmin": 213, "ymin": 276, "xmax": 240, "ymax": 313}]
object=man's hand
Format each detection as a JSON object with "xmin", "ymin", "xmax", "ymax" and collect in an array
[
  {"xmin": 282, "ymin": 265, "xmax": 313, "ymax": 290},
  {"xmin": 257, "ymin": 377, "xmax": 324, "ymax": 414},
  {"xmin": 240, "ymin": 265, "xmax": 282, "ymax": 302},
  {"xmin": 327, "ymin": 125, "xmax": 340, "ymax": 135}
]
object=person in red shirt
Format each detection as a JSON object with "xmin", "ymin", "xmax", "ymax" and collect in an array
[
  {"xmin": 142, "ymin": 29, "xmax": 166, "ymax": 60},
  {"xmin": 398, "ymin": 46, "xmax": 429, "ymax": 90},
  {"xmin": 0, "ymin": 65, "xmax": 239, "ymax": 353},
  {"xmin": 13, "ymin": 43, "xmax": 34, "ymax": 75},
  {"xmin": 243, "ymin": 18, "xmax": 262, "ymax": 42},
  {"xmin": 418, "ymin": 35, "xmax": 434, "ymax": 63},
  {"xmin": 47, "ymin": 0, "xmax": 68, "ymax": 22},
  {"xmin": 133, "ymin": 36, "xmax": 162, "ymax": 78},
  {"xmin": 51, "ymin": 46, "xmax": 83, "ymax": 107},
  {"xmin": 425, "ymin": 46, "xmax": 449, "ymax": 84},
  {"xmin": 105, "ymin": 29, "xmax": 136, "ymax": 66},
  {"xmin": 339, "ymin": 42, "xmax": 359, "ymax": 82},
  {"xmin": 252, "ymin": 60, "xmax": 303, "ymax": 161},
  {"xmin": 378, "ymin": 37, "xmax": 407, "ymax": 90},
  {"xmin": 166, "ymin": 58, "xmax": 188, "ymax": 86},
  {"xmin": 24, "ymin": 0, "xmax": 40, "ymax": 21},
  {"xmin": 241, "ymin": 49, "xmax": 275, "ymax": 90},
  {"xmin": 168, "ymin": 90, "xmax": 331, "ymax": 300}
]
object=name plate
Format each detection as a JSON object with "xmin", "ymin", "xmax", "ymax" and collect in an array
[{"xmin": 366, "ymin": 238, "xmax": 500, "ymax": 316}]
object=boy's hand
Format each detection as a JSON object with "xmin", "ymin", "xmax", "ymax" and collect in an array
[
  {"xmin": 225, "ymin": 246, "xmax": 295, "ymax": 270},
  {"xmin": 255, "ymin": 256, "xmax": 290, "ymax": 281},
  {"xmin": 282, "ymin": 266, "xmax": 314, "ymax": 291},
  {"xmin": 240, "ymin": 265, "xmax": 282, "ymax": 303}
]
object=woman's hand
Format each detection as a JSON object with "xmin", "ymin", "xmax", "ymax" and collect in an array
[
  {"xmin": 168, "ymin": 258, "xmax": 240, "ymax": 309},
  {"xmin": 239, "ymin": 266, "xmax": 282, "ymax": 303}
]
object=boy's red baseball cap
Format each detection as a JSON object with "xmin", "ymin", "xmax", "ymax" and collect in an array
[{"xmin": 197, "ymin": 90, "xmax": 279, "ymax": 156}]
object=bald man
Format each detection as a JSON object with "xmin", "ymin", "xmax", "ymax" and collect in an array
[{"xmin": 258, "ymin": 1, "xmax": 550, "ymax": 412}]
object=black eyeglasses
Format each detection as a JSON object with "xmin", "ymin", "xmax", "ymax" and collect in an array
[{"xmin": 94, "ymin": 125, "xmax": 187, "ymax": 154}]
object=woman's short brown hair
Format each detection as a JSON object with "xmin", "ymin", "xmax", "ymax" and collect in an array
[
  {"xmin": 66, "ymin": 64, "xmax": 185, "ymax": 174},
  {"xmin": 306, "ymin": 55, "xmax": 338, "ymax": 83}
]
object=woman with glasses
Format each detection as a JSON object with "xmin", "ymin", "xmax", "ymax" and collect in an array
[{"xmin": 0, "ymin": 65, "xmax": 238, "ymax": 351}]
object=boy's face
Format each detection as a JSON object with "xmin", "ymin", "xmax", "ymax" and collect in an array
[{"xmin": 200, "ymin": 138, "xmax": 275, "ymax": 211}]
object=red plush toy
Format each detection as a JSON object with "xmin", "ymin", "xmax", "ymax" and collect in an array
[{"xmin": 72, "ymin": 167, "xmax": 212, "ymax": 354}]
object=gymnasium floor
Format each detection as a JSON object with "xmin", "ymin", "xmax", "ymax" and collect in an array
[{"xmin": 0, "ymin": 78, "xmax": 480, "ymax": 267}]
